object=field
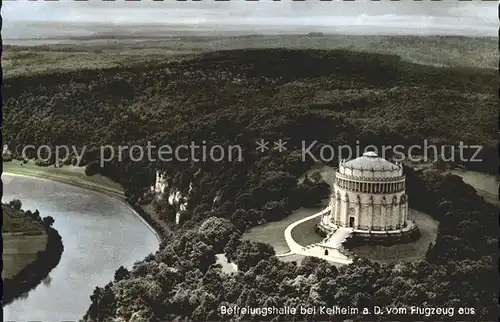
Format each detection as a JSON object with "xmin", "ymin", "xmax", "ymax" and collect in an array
[
  {"xmin": 3, "ymin": 161, "xmax": 124, "ymax": 198},
  {"xmin": 2, "ymin": 205, "xmax": 48, "ymax": 279},
  {"xmin": 3, "ymin": 34, "xmax": 496, "ymax": 78},
  {"xmin": 3, "ymin": 235, "xmax": 49, "ymax": 279},
  {"xmin": 242, "ymin": 205, "xmax": 325, "ymax": 254}
]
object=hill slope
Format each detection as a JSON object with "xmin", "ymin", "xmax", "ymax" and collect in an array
[{"xmin": 3, "ymin": 48, "xmax": 498, "ymax": 321}]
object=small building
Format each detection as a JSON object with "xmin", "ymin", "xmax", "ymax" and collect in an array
[
  {"xmin": 307, "ymin": 32, "xmax": 324, "ymax": 37},
  {"xmin": 3, "ymin": 145, "xmax": 12, "ymax": 161}
]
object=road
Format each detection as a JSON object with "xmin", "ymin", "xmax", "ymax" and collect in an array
[{"xmin": 277, "ymin": 207, "xmax": 353, "ymax": 265}]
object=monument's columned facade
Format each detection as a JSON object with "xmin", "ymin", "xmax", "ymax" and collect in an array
[{"xmin": 322, "ymin": 151, "xmax": 410, "ymax": 232}]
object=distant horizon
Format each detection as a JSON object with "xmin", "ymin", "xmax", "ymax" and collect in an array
[
  {"xmin": 3, "ymin": 31, "xmax": 497, "ymax": 42},
  {"xmin": 2, "ymin": 21, "xmax": 496, "ymax": 44},
  {"xmin": 2, "ymin": 1, "xmax": 496, "ymax": 41}
]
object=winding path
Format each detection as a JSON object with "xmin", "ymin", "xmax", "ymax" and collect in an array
[
  {"xmin": 277, "ymin": 207, "xmax": 353, "ymax": 265},
  {"xmin": 277, "ymin": 207, "xmax": 329, "ymax": 257}
]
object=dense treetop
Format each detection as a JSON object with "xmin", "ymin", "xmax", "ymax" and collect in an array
[{"xmin": 3, "ymin": 49, "xmax": 497, "ymax": 321}]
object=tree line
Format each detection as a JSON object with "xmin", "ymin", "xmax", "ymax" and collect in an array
[{"xmin": 3, "ymin": 49, "xmax": 497, "ymax": 320}]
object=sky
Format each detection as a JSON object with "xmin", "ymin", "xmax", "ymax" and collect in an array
[{"xmin": 1, "ymin": 0, "xmax": 497, "ymax": 38}]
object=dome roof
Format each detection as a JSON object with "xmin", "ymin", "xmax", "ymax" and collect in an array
[{"xmin": 342, "ymin": 151, "xmax": 400, "ymax": 171}]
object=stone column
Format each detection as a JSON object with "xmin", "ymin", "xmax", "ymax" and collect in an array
[
  {"xmin": 402, "ymin": 199, "xmax": 407, "ymax": 227},
  {"xmin": 329, "ymin": 195, "xmax": 335, "ymax": 224},
  {"xmin": 385, "ymin": 204, "xmax": 390, "ymax": 230},
  {"xmin": 345, "ymin": 193, "xmax": 350, "ymax": 225},
  {"xmin": 399, "ymin": 195, "xmax": 406, "ymax": 227},
  {"xmin": 336, "ymin": 193, "xmax": 341, "ymax": 225},
  {"xmin": 392, "ymin": 197, "xmax": 398, "ymax": 229},
  {"xmin": 399, "ymin": 203, "xmax": 404, "ymax": 228},
  {"xmin": 390, "ymin": 203, "xmax": 395, "ymax": 229},
  {"xmin": 368, "ymin": 196, "xmax": 374, "ymax": 230},
  {"xmin": 356, "ymin": 195, "xmax": 361, "ymax": 229},
  {"xmin": 381, "ymin": 197, "xmax": 387, "ymax": 231}
]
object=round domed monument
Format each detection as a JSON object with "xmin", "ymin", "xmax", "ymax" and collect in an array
[{"xmin": 318, "ymin": 151, "xmax": 416, "ymax": 237}]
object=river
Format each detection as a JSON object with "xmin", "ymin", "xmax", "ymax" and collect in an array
[
  {"xmin": 3, "ymin": 167, "xmax": 496, "ymax": 319},
  {"xmin": 2, "ymin": 174, "xmax": 159, "ymax": 321}
]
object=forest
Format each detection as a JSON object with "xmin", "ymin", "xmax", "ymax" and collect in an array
[
  {"xmin": 2, "ymin": 49, "xmax": 498, "ymax": 320},
  {"xmin": 83, "ymin": 169, "xmax": 498, "ymax": 321}
]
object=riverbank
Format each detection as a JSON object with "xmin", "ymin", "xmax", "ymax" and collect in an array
[
  {"xmin": 3, "ymin": 161, "xmax": 170, "ymax": 241},
  {"xmin": 3, "ymin": 225, "xmax": 64, "ymax": 306},
  {"xmin": 3, "ymin": 161, "xmax": 123, "ymax": 199},
  {"xmin": 3, "ymin": 174, "xmax": 161, "ymax": 320}
]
